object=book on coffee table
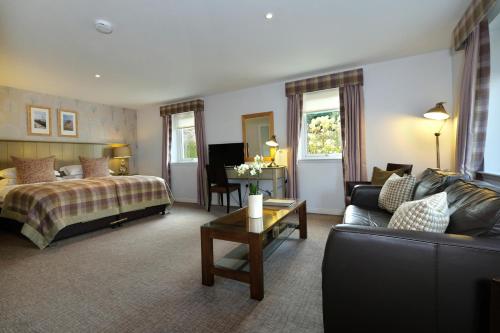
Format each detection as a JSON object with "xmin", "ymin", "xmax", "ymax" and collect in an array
[{"xmin": 263, "ymin": 199, "xmax": 296, "ymax": 207}]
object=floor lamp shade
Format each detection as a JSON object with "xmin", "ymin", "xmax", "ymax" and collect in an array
[{"xmin": 423, "ymin": 102, "xmax": 449, "ymax": 169}]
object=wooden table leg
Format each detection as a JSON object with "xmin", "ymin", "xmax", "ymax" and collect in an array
[
  {"xmin": 201, "ymin": 227, "xmax": 214, "ymax": 286},
  {"xmin": 248, "ymin": 233, "xmax": 264, "ymax": 300},
  {"xmin": 299, "ymin": 201, "xmax": 307, "ymax": 239}
]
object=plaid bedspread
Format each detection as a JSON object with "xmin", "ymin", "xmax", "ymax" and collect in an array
[
  {"xmin": 107, "ymin": 175, "xmax": 171, "ymax": 212},
  {"xmin": 0, "ymin": 176, "xmax": 171, "ymax": 249}
]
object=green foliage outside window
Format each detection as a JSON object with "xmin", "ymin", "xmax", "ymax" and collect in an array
[
  {"xmin": 306, "ymin": 110, "xmax": 342, "ymax": 155},
  {"xmin": 182, "ymin": 127, "xmax": 198, "ymax": 159}
]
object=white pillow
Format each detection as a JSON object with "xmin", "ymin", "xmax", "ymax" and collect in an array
[
  {"xmin": 388, "ymin": 192, "xmax": 450, "ymax": 233},
  {"xmin": 0, "ymin": 167, "xmax": 16, "ymax": 179},
  {"xmin": 378, "ymin": 173, "xmax": 416, "ymax": 213},
  {"xmin": 0, "ymin": 178, "xmax": 17, "ymax": 186},
  {"xmin": 59, "ymin": 165, "xmax": 114, "ymax": 176},
  {"xmin": 61, "ymin": 175, "xmax": 83, "ymax": 180},
  {"xmin": 0, "ymin": 168, "xmax": 59, "ymax": 179},
  {"xmin": 60, "ymin": 165, "xmax": 83, "ymax": 176}
]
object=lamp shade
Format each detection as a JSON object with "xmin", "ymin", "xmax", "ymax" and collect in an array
[
  {"xmin": 265, "ymin": 135, "xmax": 279, "ymax": 147},
  {"xmin": 424, "ymin": 102, "xmax": 449, "ymax": 120},
  {"xmin": 113, "ymin": 145, "xmax": 132, "ymax": 158}
]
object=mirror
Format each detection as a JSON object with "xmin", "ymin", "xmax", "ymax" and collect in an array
[{"xmin": 242, "ymin": 111, "xmax": 274, "ymax": 161}]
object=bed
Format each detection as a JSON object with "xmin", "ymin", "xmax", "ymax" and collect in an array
[{"xmin": 0, "ymin": 140, "xmax": 173, "ymax": 249}]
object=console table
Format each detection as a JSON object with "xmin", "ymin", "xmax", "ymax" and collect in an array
[{"xmin": 225, "ymin": 166, "xmax": 286, "ymax": 198}]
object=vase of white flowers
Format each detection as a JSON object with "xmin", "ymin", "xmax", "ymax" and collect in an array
[{"xmin": 234, "ymin": 155, "xmax": 266, "ymax": 218}]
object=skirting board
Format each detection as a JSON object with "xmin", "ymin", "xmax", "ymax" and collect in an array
[
  {"xmin": 307, "ymin": 207, "xmax": 345, "ymax": 216},
  {"xmin": 174, "ymin": 197, "xmax": 199, "ymax": 204},
  {"xmin": 176, "ymin": 200, "xmax": 344, "ymax": 216}
]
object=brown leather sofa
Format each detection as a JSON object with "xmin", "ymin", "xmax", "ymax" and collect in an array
[{"xmin": 322, "ymin": 169, "xmax": 500, "ymax": 333}]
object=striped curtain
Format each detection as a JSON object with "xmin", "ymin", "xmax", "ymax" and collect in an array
[
  {"xmin": 285, "ymin": 68, "xmax": 366, "ymax": 199},
  {"xmin": 456, "ymin": 20, "xmax": 491, "ymax": 178},
  {"xmin": 160, "ymin": 99, "xmax": 206, "ymax": 205},
  {"xmin": 161, "ymin": 115, "xmax": 173, "ymax": 186},
  {"xmin": 194, "ymin": 110, "xmax": 207, "ymax": 207},
  {"xmin": 339, "ymin": 85, "xmax": 367, "ymax": 182},
  {"xmin": 286, "ymin": 94, "xmax": 303, "ymax": 198}
]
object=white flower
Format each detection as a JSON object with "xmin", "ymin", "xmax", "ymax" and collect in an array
[{"xmin": 250, "ymin": 169, "xmax": 256, "ymax": 176}]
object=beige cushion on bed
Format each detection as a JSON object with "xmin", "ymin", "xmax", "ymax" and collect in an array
[
  {"xmin": 79, "ymin": 156, "xmax": 110, "ymax": 178},
  {"xmin": 11, "ymin": 155, "xmax": 56, "ymax": 184}
]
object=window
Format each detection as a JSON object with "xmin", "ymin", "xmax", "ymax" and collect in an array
[
  {"xmin": 484, "ymin": 15, "xmax": 500, "ymax": 174},
  {"xmin": 300, "ymin": 88, "xmax": 342, "ymax": 159},
  {"xmin": 172, "ymin": 112, "xmax": 198, "ymax": 163}
]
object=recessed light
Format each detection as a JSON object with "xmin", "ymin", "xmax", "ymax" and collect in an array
[
  {"xmin": 265, "ymin": 12, "xmax": 273, "ymax": 20},
  {"xmin": 95, "ymin": 74, "xmax": 101, "ymax": 78}
]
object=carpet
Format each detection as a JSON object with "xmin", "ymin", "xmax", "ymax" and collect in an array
[{"xmin": 0, "ymin": 203, "xmax": 341, "ymax": 333}]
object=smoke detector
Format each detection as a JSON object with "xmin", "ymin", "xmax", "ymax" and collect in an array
[{"xmin": 95, "ymin": 19, "xmax": 113, "ymax": 34}]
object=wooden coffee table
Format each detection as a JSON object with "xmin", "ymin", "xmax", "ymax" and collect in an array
[{"xmin": 200, "ymin": 199, "xmax": 307, "ymax": 300}]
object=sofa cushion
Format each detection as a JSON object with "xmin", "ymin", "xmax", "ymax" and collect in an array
[
  {"xmin": 445, "ymin": 180, "xmax": 500, "ymax": 237},
  {"xmin": 343, "ymin": 205, "xmax": 392, "ymax": 228},
  {"xmin": 378, "ymin": 174, "xmax": 416, "ymax": 213},
  {"xmin": 371, "ymin": 167, "xmax": 404, "ymax": 185},
  {"xmin": 414, "ymin": 168, "xmax": 467, "ymax": 200},
  {"xmin": 388, "ymin": 192, "xmax": 450, "ymax": 233}
]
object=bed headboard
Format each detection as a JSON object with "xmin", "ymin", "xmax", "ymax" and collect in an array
[{"xmin": 0, "ymin": 140, "xmax": 113, "ymax": 170}]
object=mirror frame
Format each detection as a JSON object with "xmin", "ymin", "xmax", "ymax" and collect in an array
[{"xmin": 241, "ymin": 111, "xmax": 274, "ymax": 162}]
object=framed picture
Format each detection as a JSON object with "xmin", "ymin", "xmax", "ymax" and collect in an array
[
  {"xmin": 57, "ymin": 109, "xmax": 78, "ymax": 137},
  {"xmin": 27, "ymin": 105, "xmax": 52, "ymax": 136}
]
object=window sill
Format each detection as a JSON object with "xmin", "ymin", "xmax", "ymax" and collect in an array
[
  {"xmin": 171, "ymin": 161, "xmax": 198, "ymax": 166},
  {"xmin": 298, "ymin": 157, "xmax": 342, "ymax": 163}
]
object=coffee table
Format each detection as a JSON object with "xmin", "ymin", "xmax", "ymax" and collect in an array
[{"xmin": 200, "ymin": 199, "xmax": 307, "ymax": 300}]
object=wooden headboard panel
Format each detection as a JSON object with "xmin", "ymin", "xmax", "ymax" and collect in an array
[{"xmin": 0, "ymin": 140, "xmax": 113, "ymax": 170}]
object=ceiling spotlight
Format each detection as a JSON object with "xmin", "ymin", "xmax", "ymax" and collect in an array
[
  {"xmin": 95, "ymin": 74, "xmax": 101, "ymax": 78},
  {"xmin": 265, "ymin": 12, "xmax": 273, "ymax": 20}
]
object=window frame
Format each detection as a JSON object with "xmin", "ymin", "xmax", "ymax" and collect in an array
[
  {"xmin": 173, "ymin": 112, "xmax": 198, "ymax": 164},
  {"xmin": 300, "ymin": 108, "xmax": 343, "ymax": 161}
]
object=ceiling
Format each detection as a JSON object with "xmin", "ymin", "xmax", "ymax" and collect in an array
[{"xmin": 0, "ymin": 0, "xmax": 470, "ymax": 107}]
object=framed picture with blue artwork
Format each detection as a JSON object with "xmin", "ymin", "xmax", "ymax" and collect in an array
[
  {"xmin": 57, "ymin": 109, "xmax": 78, "ymax": 137},
  {"xmin": 27, "ymin": 105, "xmax": 52, "ymax": 136}
]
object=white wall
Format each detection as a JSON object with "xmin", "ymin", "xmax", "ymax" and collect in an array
[
  {"xmin": 364, "ymin": 50, "xmax": 453, "ymax": 177},
  {"xmin": 137, "ymin": 49, "xmax": 454, "ymax": 214},
  {"xmin": 485, "ymin": 22, "xmax": 500, "ymax": 174}
]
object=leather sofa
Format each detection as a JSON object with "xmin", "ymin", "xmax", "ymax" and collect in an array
[{"xmin": 322, "ymin": 169, "xmax": 500, "ymax": 333}]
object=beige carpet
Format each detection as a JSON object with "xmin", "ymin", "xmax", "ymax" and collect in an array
[{"xmin": 0, "ymin": 203, "xmax": 341, "ymax": 333}]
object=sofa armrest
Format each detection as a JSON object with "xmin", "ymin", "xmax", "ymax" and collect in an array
[
  {"xmin": 345, "ymin": 181, "xmax": 371, "ymax": 195},
  {"xmin": 322, "ymin": 225, "xmax": 500, "ymax": 332},
  {"xmin": 350, "ymin": 185, "xmax": 382, "ymax": 210}
]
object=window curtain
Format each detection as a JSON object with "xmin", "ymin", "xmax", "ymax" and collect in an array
[
  {"xmin": 455, "ymin": 20, "xmax": 491, "ymax": 178},
  {"xmin": 194, "ymin": 110, "xmax": 207, "ymax": 207},
  {"xmin": 161, "ymin": 115, "xmax": 173, "ymax": 186},
  {"xmin": 339, "ymin": 85, "xmax": 367, "ymax": 182},
  {"xmin": 160, "ymin": 99, "xmax": 205, "ymax": 204},
  {"xmin": 286, "ymin": 94, "xmax": 303, "ymax": 198},
  {"xmin": 285, "ymin": 68, "xmax": 366, "ymax": 198}
]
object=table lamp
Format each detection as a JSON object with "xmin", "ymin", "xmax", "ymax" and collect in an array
[
  {"xmin": 423, "ymin": 102, "xmax": 449, "ymax": 169},
  {"xmin": 265, "ymin": 135, "xmax": 279, "ymax": 167},
  {"xmin": 113, "ymin": 145, "xmax": 132, "ymax": 175}
]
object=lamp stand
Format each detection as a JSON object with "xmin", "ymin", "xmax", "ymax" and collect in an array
[
  {"xmin": 434, "ymin": 132, "xmax": 441, "ymax": 169},
  {"xmin": 119, "ymin": 158, "xmax": 128, "ymax": 175}
]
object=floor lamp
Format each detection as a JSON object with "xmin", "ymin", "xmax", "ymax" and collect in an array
[{"xmin": 423, "ymin": 102, "xmax": 449, "ymax": 169}]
